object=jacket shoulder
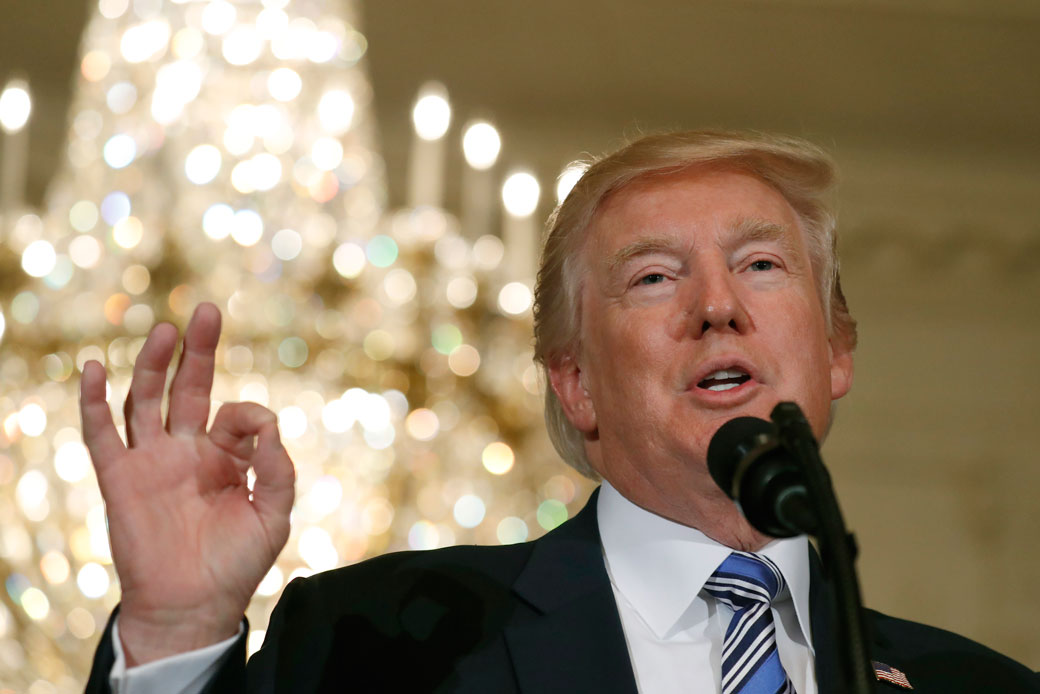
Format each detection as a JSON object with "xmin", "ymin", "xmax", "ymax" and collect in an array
[
  {"xmin": 247, "ymin": 542, "xmax": 539, "ymax": 693},
  {"xmin": 866, "ymin": 608, "xmax": 1039, "ymax": 692},
  {"xmin": 308, "ymin": 541, "xmax": 535, "ymax": 594}
]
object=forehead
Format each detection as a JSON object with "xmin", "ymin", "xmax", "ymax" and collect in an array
[{"xmin": 584, "ymin": 166, "xmax": 804, "ymax": 255}]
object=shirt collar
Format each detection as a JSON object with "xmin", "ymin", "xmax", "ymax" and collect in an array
[{"xmin": 597, "ymin": 480, "xmax": 814, "ymax": 650}]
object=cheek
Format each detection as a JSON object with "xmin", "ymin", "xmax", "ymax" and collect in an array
[
  {"xmin": 763, "ymin": 295, "xmax": 832, "ymax": 378},
  {"xmin": 583, "ymin": 316, "xmax": 671, "ymax": 399}
]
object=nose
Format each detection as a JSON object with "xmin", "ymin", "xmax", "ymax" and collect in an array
[{"xmin": 682, "ymin": 263, "xmax": 751, "ymax": 339}]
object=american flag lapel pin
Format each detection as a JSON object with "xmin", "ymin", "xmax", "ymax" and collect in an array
[{"xmin": 872, "ymin": 660, "xmax": 913, "ymax": 689}]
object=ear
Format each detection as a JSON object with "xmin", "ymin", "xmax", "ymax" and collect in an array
[
  {"xmin": 828, "ymin": 334, "xmax": 854, "ymax": 401},
  {"xmin": 547, "ymin": 355, "xmax": 598, "ymax": 434}
]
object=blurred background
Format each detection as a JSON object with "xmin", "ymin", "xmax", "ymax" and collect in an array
[{"xmin": 0, "ymin": 0, "xmax": 1037, "ymax": 690}]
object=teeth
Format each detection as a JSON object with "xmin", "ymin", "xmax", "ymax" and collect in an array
[
  {"xmin": 707, "ymin": 382, "xmax": 740, "ymax": 392},
  {"xmin": 706, "ymin": 368, "xmax": 747, "ymax": 380}
]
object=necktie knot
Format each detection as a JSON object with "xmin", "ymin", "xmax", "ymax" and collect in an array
[{"xmin": 705, "ymin": 551, "xmax": 785, "ymax": 611}]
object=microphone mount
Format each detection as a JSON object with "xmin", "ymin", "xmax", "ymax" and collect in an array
[{"xmin": 707, "ymin": 402, "xmax": 874, "ymax": 694}]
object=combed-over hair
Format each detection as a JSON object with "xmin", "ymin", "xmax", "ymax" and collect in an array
[{"xmin": 532, "ymin": 130, "xmax": 857, "ymax": 478}]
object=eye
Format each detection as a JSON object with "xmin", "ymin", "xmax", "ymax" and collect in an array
[
  {"xmin": 748, "ymin": 259, "xmax": 775, "ymax": 272},
  {"xmin": 637, "ymin": 272, "xmax": 667, "ymax": 285}
]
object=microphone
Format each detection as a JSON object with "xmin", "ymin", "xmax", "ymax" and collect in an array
[
  {"xmin": 707, "ymin": 415, "xmax": 819, "ymax": 537},
  {"xmin": 709, "ymin": 406, "xmax": 875, "ymax": 694}
]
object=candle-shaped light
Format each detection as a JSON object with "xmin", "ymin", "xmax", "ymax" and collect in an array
[
  {"xmin": 501, "ymin": 170, "xmax": 540, "ymax": 282},
  {"xmin": 460, "ymin": 120, "xmax": 501, "ymax": 241},
  {"xmin": 407, "ymin": 81, "xmax": 451, "ymax": 208},
  {"xmin": 0, "ymin": 78, "xmax": 32, "ymax": 236}
]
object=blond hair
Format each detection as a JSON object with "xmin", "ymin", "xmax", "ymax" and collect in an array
[{"xmin": 533, "ymin": 130, "xmax": 857, "ymax": 478}]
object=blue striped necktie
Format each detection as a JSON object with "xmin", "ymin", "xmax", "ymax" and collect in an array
[{"xmin": 704, "ymin": 552, "xmax": 796, "ymax": 694}]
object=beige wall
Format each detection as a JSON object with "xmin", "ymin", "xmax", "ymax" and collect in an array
[{"xmin": 825, "ymin": 145, "xmax": 1040, "ymax": 664}]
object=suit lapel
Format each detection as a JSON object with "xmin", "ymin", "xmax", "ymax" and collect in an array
[{"xmin": 505, "ymin": 488, "xmax": 638, "ymax": 694}]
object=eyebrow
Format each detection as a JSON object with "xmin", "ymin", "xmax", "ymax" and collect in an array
[
  {"xmin": 730, "ymin": 217, "xmax": 801, "ymax": 257},
  {"xmin": 604, "ymin": 237, "xmax": 686, "ymax": 272},
  {"xmin": 603, "ymin": 217, "xmax": 800, "ymax": 273}
]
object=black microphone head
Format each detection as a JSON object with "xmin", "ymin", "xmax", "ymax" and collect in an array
[{"xmin": 707, "ymin": 416, "xmax": 776, "ymax": 499}]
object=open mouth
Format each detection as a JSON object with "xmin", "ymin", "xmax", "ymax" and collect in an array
[{"xmin": 696, "ymin": 368, "xmax": 751, "ymax": 392}]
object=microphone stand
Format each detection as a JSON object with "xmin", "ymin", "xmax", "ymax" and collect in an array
[{"xmin": 770, "ymin": 402, "xmax": 874, "ymax": 694}]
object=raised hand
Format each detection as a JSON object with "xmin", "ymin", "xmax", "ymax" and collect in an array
[{"xmin": 80, "ymin": 303, "xmax": 295, "ymax": 665}]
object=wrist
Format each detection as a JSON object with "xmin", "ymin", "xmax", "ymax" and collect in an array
[{"xmin": 118, "ymin": 607, "xmax": 242, "ymax": 666}]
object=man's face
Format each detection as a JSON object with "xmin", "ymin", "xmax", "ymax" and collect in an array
[{"xmin": 548, "ymin": 165, "xmax": 853, "ymax": 525}]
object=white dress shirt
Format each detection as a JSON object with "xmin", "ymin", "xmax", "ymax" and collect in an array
[
  {"xmin": 113, "ymin": 483, "xmax": 817, "ymax": 693},
  {"xmin": 597, "ymin": 480, "xmax": 817, "ymax": 694},
  {"xmin": 109, "ymin": 618, "xmax": 241, "ymax": 694}
]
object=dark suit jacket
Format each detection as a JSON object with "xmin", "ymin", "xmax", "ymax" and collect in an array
[{"xmin": 87, "ymin": 489, "xmax": 1038, "ymax": 693}]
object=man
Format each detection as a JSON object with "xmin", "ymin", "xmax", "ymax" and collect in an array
[{"xmin": 83, "ymin": 131, "xmax": 1038, "ymax": 692}]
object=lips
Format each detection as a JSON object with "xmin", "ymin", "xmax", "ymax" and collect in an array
[
  {"xmin": 689, "ymin": 358, "xmax": 761, "ymax": 396},
  {"xmin": 697, "ymin": 367, "xmax": 751, "ymax": 392}
]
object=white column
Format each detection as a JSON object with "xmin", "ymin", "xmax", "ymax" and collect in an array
[
  {"xmin": 406, "ymin": 81, "xmax": 450, "ymax": 209},
  {"xmin": 0, "ymin": 78, "xmax": 32, "ymax": 238},
  {"xmin": 501, "ymin": 170, "xmax": 540, "ymax": 282},
  {"xmin": 460, "ymin": 119, "xmax": 501, "ymax": 241}
]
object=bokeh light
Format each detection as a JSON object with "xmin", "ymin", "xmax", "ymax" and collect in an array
[
  {"xmin": 268, "ymin": 68, "xmax": 303, "ymax": 102},
  {"xmin": 502, "ymin": 172, "xmax": 540, "ymax": 218},
  {"xmin": 185, "ymin": 144, "xmax": 222, "ymax": 184},
  {"xmin": 203, "ymin": 203, "xmax": 234, "ymax": 240},
  {"xmin": 231, "ymin": 209, "xmax": 264, "ymax": 246},
  {"xmin": 103, "ymin": 134, "xmax": 137, "ymax": 169},
  {"xmin": 453, "ymin": 494, "xmax": 486, "ymax": 528},
  {"xmin": 537, "ymin": 500, "xmax": 569, "ymax": 531},
  {"xmin": 366, "ymin": 235, "xmax": 398, "ymax": 267},
  {"xmin": 431, "ymin": 324, "xmax": 463, "ymax": 355},
  {"xmin": 106, "ymin": 82, "xmax": 137, "ymax": 114},
  {"xmin": 383, "ymin": 269, "xmax": 416, "ymax": 305},
  {"xmin": 112, "ymin": 216, "xmax": 144, "ymax": 249},
  {"xmin": 496, "ymin": 517, "xmax": 529, "ymax": 544},
  {"xmin": 76, "ymin": 563, "xmax": 110, "ymax": 599},
  {"xmin": 298, "ymin": 527, "xmax": 337, "ymax": 571},
  {"xmin": 223, "ymin": 26, "xmax": 263, "ymax": 65},
  {"xmin": 54, "ymin": 441, "xmax": 91, "ymax": 483},
  {"xmin": 69, "ymin": 200, "xmax": 99, "ymax": 232},
  {"xmin": 318, "ymin": 89, "xmax": 355, "ymax": 134},
  {"xmin": 271, "ymin": 228, "xmax": 302, "ymax": 260},
  {"xmin": 201, "ymin": 1, "xmax": 237, "ymax": 35},
  {"xmin": 412, "ymin": 83, "xmax": 450, "ymax": 141},
  {"xmin": 21, "ymin": 241, "xmax": 57, "ymax": 278},
  {"xmin": 81, "ymin": 51, "xmax": 112, "ymax": 82},
  {"xmin": 120, "ymin": 20, "xmax": 171, "ymax": 63},
  {"xmin": 331, "ymin": 242, "xmax": 363, "ymax": 278},
  {"xmin": 462, "ymin": 121, "xmax": 501, "ymax": 170},
  {"xmin": 278, "ymin": 406, "xmax": 307, "ymax": 439},
  {"xmin": 497, "ymin": 282, "xmax": 533, "ymax": 315},
  {"xmin": 40, "ymin": 551, "xmax": 71, "ymax": 585},
  {"xmin": 0, "ymin": 81, "xmax": 32, "ymax": 133},
  {"xmin": 482, "ymin": 442, "xmax": 515, "ymax": 475},
  {"xmin": 311, "ymin": 137, "xmax": 344, "ymax": 171},
  {"xmin": 100, "ymin": 191, "xmax": 131, "ymax": 225},
  {"xmin": 447, "ymin": 345, "xmax": 480, "ymax": 377},
  {"xmin": 20, "ymin": 588, "xmax": 50, "ymax": 621},
  {"xmin": 405, "ymin": 408, "xmax": 439, "ymax": 441}
]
